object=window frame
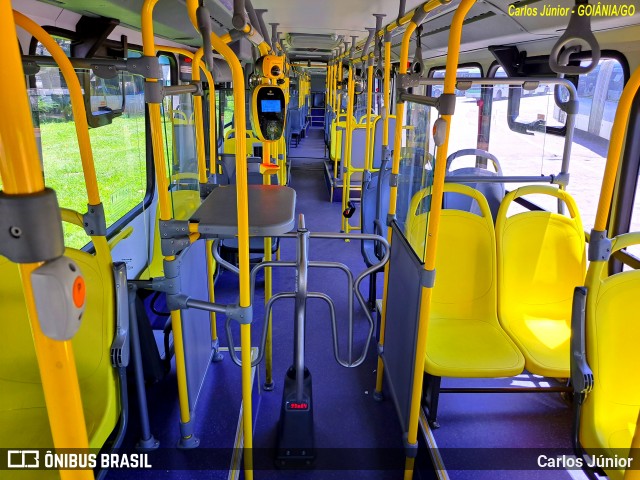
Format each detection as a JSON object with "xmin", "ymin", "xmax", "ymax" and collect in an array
[{"xmin": 29, "ymin": 27, "xmax": 156, "ymax": 250}]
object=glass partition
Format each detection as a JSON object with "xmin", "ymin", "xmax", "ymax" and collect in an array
[
  {"xmin": 22, "ymin": 66, "xmax": 147, "ymax": 249},
  {"xmin": 162, "ymin": 92, "xmax": 201, "ymax": 220},
  {"xmin": 394, "ymin": 101, "xmax": 436, "ymax": 262},
  {"xmin": 395, "ymin": 76, "xmax": 580, "ymax": 261}
]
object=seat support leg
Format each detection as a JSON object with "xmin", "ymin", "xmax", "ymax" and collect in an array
[
  {"xmin": 128, "ymin": 287, "xmax": 160, "ymax": 451},
  {"xmin": 423, "ymin": 373, "xmax": 441, "ymax": 429},
  {"xmin": 367, "ymin": 271, "xmax": 377, "ymax": 311}
]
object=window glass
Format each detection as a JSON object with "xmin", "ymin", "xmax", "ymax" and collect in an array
[
  {"xmin": 566, "ymin": 58, "xmax": 625, "ymax": 231},
  {"xmin": 18, "ymin": 43, "xmax": 148, "ymax": 249},
  {"xmin": 33, "ymin": 36, "xmax": 71, "ymax": 56}
]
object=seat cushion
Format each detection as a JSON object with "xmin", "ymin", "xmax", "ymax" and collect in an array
[{"xmin": 425, "ymin": 318, "xmax": 524, "ymax": 377}]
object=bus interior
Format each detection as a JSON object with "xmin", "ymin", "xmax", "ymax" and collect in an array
[{"xmin": 1, "ymin": 0, "xmax": 640, "ymax": 479}]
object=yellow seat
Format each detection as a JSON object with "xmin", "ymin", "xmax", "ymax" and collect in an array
[
  {"xmin": 496, "ymin": 186, "xmax": 586, "ymax": 377},
  {"xmin": 223, "ymin": 129, "xmax": 260, "ymax": 156},
  {"xmin": 329, "ymin": 114, "xmax": 355, "ymax": 163},
  {"xmin": 578, "ymin": 233, "xmax": 640, "ymax": 480},
  {"xmin": 404, "ymin": 184, "xmax": 525, "ymax": 379},
  {"xmin": 0, "ymin": 211, "xmax": 120, "ymax": 449}
]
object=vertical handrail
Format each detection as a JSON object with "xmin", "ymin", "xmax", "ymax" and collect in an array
[
  {"xmin": 374, "ymin": 23, "xmax": 394, "ymax": 397},
  {"xmin": 0, "ymin": 6, "xmax": 94, "ymax": 480},
  {"xmin": 263, "ymin": 140, "xmax": 274, "ymax": 388},
  {"xmin": 185, "ymin": 1, "xmax": 254, "ymax": 476},
  {"xmin": 403, "ymin": 0, "xmax": 476, "ymax": 478},
  {"xmin": 192, "ymin": 48, "xmax": 208, "ymax": 184},
  {"xmin": 342, "ymin": 60, "xmax": 355, "ymax": 232},
  {"xmin": 141, "ymin": 0, "xmax": 196, "ymax": 447}
]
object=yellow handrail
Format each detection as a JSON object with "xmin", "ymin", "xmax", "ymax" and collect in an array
[
  {"xmin": 141, "ymin": 0, "xmax": 193, "ymax": 437},
  {"xmin": 14, "ymin": 11, "xmax": 101, "ymax": 207},
  {"xmin": 404, "ymin": 0, "xmax": 476, "ymax": 478},
  {"xmin": 0, "ymin": 7, "xmax": 93, "ymax": 480},
  {"xmin": 185, "ymin": 1, "xmax": 255, "ymax": 477},
  {"xmin": 342, "ymin": 61, "xmax": 355, "ymax": 232}
]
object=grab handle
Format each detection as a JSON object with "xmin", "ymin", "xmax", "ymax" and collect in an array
[
  {"xmin": 549, "ymin": 0, "xmax": 600, "ymax": 75},
  {"xmin": 196, "ymin": 3, "xmax": 215, "ymax": 72}
]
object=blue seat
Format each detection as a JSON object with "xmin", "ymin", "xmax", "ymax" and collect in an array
[
  {"xmin": 443, "ymin": 149, "xmax": 504, "ymax": 222},
  {"xmin": 287, "ymin": 108, "xmax": 303, "ymax": 147},
  {"xmin": 360, "ymin": 162, "xmax": 391, "ymax": 308}
]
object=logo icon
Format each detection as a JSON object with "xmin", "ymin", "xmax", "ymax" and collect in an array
[{"xmin": 7, "ymin": 450, "xmax": 40, "ymax": 469}]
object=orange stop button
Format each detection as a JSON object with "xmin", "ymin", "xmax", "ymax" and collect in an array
[{"xmin": 72, "ymin": 276, "xmax": 86, "ymax": 308}]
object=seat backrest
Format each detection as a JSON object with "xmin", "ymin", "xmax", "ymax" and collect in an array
[
  {"xmin": 218, "ymin": 154, "xmax": 267, "ymax": 185},
  {"xmin": 0, "ymin": 215, "xmax": 119, "ymax": 448},
  {"xmin": 288, "ymin": 109, "xmax": 302, "ymax": 131},
  {"xmin": 341, "ymin": 126, "xmax": 367, "ymax": 171},
  {"xmin": 404, "ymin": 184, "xmax": 499, "ymax": 320},
  {"xmin": 496, "ymin": 186, "xmax": 586, "ymax": 331},
  {"xmin": 443, "ymin": 149, "xmax": 504, "ymax": 221},
  {"xmin": 580, "ymin": 233, "xmax": 640, "ymax": 464},
  {"xmin": 360, "ymin": 167, "xmax": 391, "ymax": 266},
  {"xmin": 371, "ymin": 115, "xmax": 396, "ymax": 170}
]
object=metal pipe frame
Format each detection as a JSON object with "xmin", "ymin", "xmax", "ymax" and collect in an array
[
  {"xmin": 399, "ymin": 75, "xmax": 578, "ymax": 196},
  {"xmin": 142, "ymin": 0, "xmax": 204, "ymax": 450},
  {"xmin": 222, "ymin": 230, "xmax": 390, "ymax": 371},
  {"xmin": 1, "ymin": 9, "xmax": 94, "ymax": 477}
]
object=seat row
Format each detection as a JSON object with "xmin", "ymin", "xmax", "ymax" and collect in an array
[{"xmin": 404, "ymin": 183, "xmax": 586, "ymax": 422}]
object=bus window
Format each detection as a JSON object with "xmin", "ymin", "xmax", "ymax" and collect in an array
[
  {"xmin": 628, "ymin": 178, "xmax": 640, "ymax": 263},
  {"xmin": 566, "ymin": 58, "xmax": 626, "ymax": 231},
  {"xmin": 430, "ymin": 65, "xmax": 482, "ymax": 98},
  {"xmin": 32, "ymin": 36, "xmax": 71, "ymax": 56},
  {"xmin": 428, "ymin": 66, "xmax": 482, "ymax": 171},
  {"xmin": 22, "ymin": 46, "xmax": 148, "ymax": 249}
]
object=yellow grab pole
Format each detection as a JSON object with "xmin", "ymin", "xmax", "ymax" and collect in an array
[
  {"xmin": 331, "ymin": 60, "xmax": 342, "ymax": 115},
  {"xmin": 326, "ymin": 62, "xmax": 331, "ymax": 114},
  {"xmin": 14, "ymin": 11, "xmax": 100, "ymax": 207},
  {"xmin": 594, "ymin": 65, "xmax": 640, "ymax": 232},
  {"xmin": 186, "ymin": 1, "xmax": 254, "ymax": 476},
  {"xmin": 342, "ymin": 62, "xmax": 355, "ymax": 233},
  {"xmin": 403, "ymin": 1, "xmax": 476, "ymax": 478},
  {"xmin": 263, "ymin": 141, "xmax": 274, "ymax": 388},
  {"xmin": 374, "ymin": 30, "xmax": 394, "ymax": 396},
  {"xmin": 142, "ymin": 0, "xmax": 193, "ymax": 437},
  {"xmin": 364, "ymin": 63, "xmax": 374, "ymax": 171},
  {"xmin": 0, "ymin": 6, "xmax": 93, "ymax": 480}
]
